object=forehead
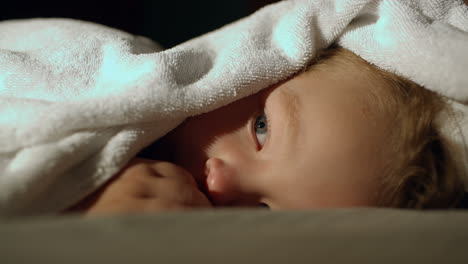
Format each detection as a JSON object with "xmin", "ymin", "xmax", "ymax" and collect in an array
[
  {"xmin": 289, "ymin": 62, "xmax": 379, "ymax": 116},
  {"xmin": 266, "ymin": 83, "xmax": 300, "ymax": 137},
  {"xmin": 267, "ymin": 63, "xmax": 386, "ymax": 161}
]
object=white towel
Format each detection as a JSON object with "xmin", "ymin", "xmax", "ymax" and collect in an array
[{"xmin": 1, "ymin": 0, "xmax": 467, "ymax": 215}]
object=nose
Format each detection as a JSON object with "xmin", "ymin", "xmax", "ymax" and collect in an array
[{"xmin": 204, "ymin": 158, "xmax": 257, "ymax": 206}]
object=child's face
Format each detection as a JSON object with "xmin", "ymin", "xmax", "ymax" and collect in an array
[{"xmin": 161, "ymin": 67, "xmax": 389, "ymax": 209}]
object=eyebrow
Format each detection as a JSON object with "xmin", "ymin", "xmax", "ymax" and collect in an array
[{"xmin": 277, "ymin": 87, "xmax": 301, "ymax": 146}]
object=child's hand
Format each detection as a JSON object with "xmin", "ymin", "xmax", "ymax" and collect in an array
[{"xmin": 70, "ymin": 158, "xmax": 212, "ymax": 215}]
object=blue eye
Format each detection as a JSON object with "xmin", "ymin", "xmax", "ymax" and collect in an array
[{"xmin": 254, "ymin": 114, "xmax": 268, "ymax": 147}]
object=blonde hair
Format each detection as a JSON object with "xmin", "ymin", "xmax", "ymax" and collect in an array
[{"xmin": 305, "ymin": 46, "xmax": 465, "ymax": 209}]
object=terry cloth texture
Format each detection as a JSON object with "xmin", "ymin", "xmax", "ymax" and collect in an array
[{"xmin": 0, "ymin": 0, "xmax": 467, "ymax": 215}]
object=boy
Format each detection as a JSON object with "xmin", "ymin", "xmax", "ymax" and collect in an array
[{"xmin": 70, "ymin": 46, "xmax": 465, "ymax": 214}]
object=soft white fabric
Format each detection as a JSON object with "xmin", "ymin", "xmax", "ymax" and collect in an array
[{"xmin": 0, "ymin": 0, "xmax": 467, "ymax": 215}]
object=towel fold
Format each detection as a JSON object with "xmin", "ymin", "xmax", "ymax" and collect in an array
[{"xmin": 1, "ymin": 0, "xmax": 467, "ymax": 215}]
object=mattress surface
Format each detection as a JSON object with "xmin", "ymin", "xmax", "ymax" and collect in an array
[{"xmin": 1, "ymin": 208, "xmax": 468, "ymax": 263}]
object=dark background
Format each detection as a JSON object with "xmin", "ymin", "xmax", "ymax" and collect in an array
[{"xmin": 1, "ymin": 0, "xmax": 280, "ymax": 48}]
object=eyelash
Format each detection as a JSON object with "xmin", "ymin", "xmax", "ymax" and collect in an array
[{"xmin": 252, "ymin": 110, "xmax": 271, "ymax": 150}]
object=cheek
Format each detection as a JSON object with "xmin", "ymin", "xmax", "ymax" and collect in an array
[
  {"xmin": 280, "ymin": 174, "xmax": 377, "ymax": 208},
  {"xmin": 168, "ymin": 113, "xmax": 248, "ymax": 172},
  {"xmin": 184, "ymin": 103, "xmax": 256, "ymax": 155},
  {"xmin": 205, "ymin": 129, "xmax": 247, "ymax": 158},
  {"xmin": 189, "ymin": 109, "xmax": 244, "ymax": 140}
]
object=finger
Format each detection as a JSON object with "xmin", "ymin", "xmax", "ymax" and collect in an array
[
  {"xmin": 141, "ymin": 172, "xmax": 212, "ymax": 208},
  {"xmin": 122, "ymin": 159, "xmax": 196, "ymax": 186},
  {"xmin": 148, "ymin": 162, "xmax": 212, "ymax": 207},
  {"xmin": 186, "ymin": 189, "xmax": 213, "ymax": 208},
  {"xmin": 149, "ymin": 161, "xmax": 195, "ymax": 184},
  {"xmin": 117, "ymin": 159, "xmax": 211, "ymax": 207}
]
